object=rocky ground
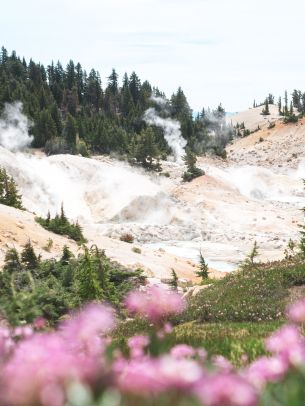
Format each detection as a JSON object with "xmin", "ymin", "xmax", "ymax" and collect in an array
[{"xmin": 0, "ymin": 105, "xmax": 303, "ymax": 286}]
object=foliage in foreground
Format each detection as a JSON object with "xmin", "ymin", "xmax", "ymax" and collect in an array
[
  {"xmin": 1, "ymin": 286, "xmax": 305, "ymax": 405},
  {"xmin": 36, "ymin": 205, "xmax": 86, "ymax": 244},
  {"xmin": 0, "ymin": 244, "xmax": 145, "ymax": 325}
]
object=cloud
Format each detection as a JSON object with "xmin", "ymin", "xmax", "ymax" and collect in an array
[{"xmin": 1, "ymin": 0, "xmax": 305, "ymax": 111}]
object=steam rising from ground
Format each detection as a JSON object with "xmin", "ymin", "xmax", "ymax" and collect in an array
[
  {"xmin": 0, "ymin": 103, "xmax": 33, "ymax": 151},
  {"xmin": 144, "ymin": 107, "xmax": 187, "ymax": 162},
  {"xmin": 0, "ymin": 103, "xmax": 304, "ymax": 271}
]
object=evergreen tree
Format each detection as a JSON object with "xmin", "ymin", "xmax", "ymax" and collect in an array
[
  {"xmin": 284, "ymin": 90, "xmax": 289, "ymax": 115},
  {"xmin": 64, "ymin": 113, "xmax": 77, "ymax": 147},
  {"xmin": 4, "ymin": 248, "xmax": 22, "ymax": 274},
  {"xmin": 0, "ymin": 167, "xmax": 23, "ymax": 209},
  {"xmin": 182, "ymin": 149, "xmax": 204, "ymax": 182},
  {"xmin": 278, "ymin": 97, "xmax": 282, "ymax": 115},
  {"xmin": 261, "ymin": 99, "xmax": 270, "ymax": 116},
  {"xmin": 242, "ymin": 241, "xmax": 259, "ymax": 268},
  {"xmin": 107, "ymin": 69, "xmax": 119, "ymax": 95},
  {"xmin": 169, "ymin": 269, "xmax": 178, "ymax": 290},
  {"xmin": 196, "ymin": 251, "xmax": 209, "ymax": 281},
  {"xmin": 133, "ymin": 127, "xmax": 161, "ymax": 171},
  {"xmin": 21, "ymin": 241, "xmax": 39, "ymax": 270},
  {"xmin": 61, "ymin": 245, "xmax": 73, "ymax": 265},
  {"xmin": 74, "ymin": 247, "xmax": 103, "ymax": 302},
  {"xmin": 33, "ymin": 110, "xmax": 57, "ymax": 147}
]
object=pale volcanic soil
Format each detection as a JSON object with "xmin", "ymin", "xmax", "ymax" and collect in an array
[{"xmin": 0, "ymin": 106, "xmax": 304, "ymax": 285}]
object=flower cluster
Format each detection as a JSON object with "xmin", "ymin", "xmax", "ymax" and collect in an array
[{"xmin": 0, "ymin": 287, "xmax": 305, "ymax": 405}]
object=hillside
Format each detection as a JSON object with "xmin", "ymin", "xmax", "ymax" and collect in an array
[
  {"xmin": 228, "ymin": 116, "xmax": 305, "ymax": 169},
  {"xmin": 228, "ymin": 104, "xmax": 281, "ymax": 131},
  {"xmin": 0, "ymin": 203, "xmax": 227, "ymax": 283}
]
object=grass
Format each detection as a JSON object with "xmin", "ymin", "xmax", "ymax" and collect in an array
[
  {"xmin": 112, "ymin": 318, "xmax": 282, "ymax": 366},
  {"xmin": 112, "ymin": 258, "xmax": 305, "ymax": 365},
  {"xmin": 173, "ymin": 321, "xmax": 282, "ymax": 366},
  {"xmin": 181, "ymin": 260, "xmax": 305, "ymax": 323}
]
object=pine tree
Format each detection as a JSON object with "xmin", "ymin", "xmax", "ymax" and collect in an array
[
  {"xmin": 0, "ymin": 167, "xmax": 23, "ymax": 209},
  {"xmin": 33, "ymin": 110, "xmax": 57, "ymax": 147},
  {"xmin": 61, "ymin": 245, "xmax": 73, "ymax": 265},
  {"xmin": 134, "ymin": 127, "xmax": 161, "ymax": 171},
  {"xmin": 278, "ymin": 97, "xmax": 282, "ymax": 115},
  {"xmin": 169, "ymin": 269, "xmax": 178, "ymax": 290},
  {"xmin": 196, "ymin": 251, "xmax": 209, "ymax": 280},
  {"xmin": 182, "ymin": 149, "xmax": 204, "ymax": 182},
  {"xmin": 261, "ymin": 99, "xmax": 270, "ymax": 116},
  {"xmin": 21, "ymin": 241, "xmax": 38, "ymax": 270},
  {"xmin": 242, "ymin": 241, "xmax": 259, "ymax": 268},
  {"xmin": 75, "ymin": 248, "xmax": 103, "ymax": 302},
  {"xmin": 107, "ymin": 69, "xmax": 119, "ymax": 95},
  {"xmin": 64, "ymin": 113, "xmax": 77, "ymax": 147},
  {"xmin": 284, "ymin": 90, "xmax": 289, "ymax": 115},
  {"xmin": 4, "ymin": 248, "xmax": 22, "ymax": 273},
  {"xmin": 268, "ymin": 94, "xmax": 274, "ymax": 104}
]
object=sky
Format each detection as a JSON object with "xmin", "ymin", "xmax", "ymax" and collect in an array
[{"xmin": 1, "ymin": 0, "xmax": 305, "ymax": 112}]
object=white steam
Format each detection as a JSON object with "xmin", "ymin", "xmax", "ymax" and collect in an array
[
  {"xmin": 0, "ymin": 102, "xmax": 33, "ymax": 151},
  {"xmin": 144, "ymin": 107, "xmax": 187, "ymax": 163}
]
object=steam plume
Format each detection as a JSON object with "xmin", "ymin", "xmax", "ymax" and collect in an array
[
  {"xmin": 0, "ymin": 102, "xmax": 33, "ymax": 151},
  {"xmin": 144, "ymin": 107, "xmax": 187, "ymax": 163}
]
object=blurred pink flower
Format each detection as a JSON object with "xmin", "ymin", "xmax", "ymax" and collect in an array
[
  {"xmin": 115, "ymin": 355, "xmax": 203, "ymax": 395},
  {"xmin": 60, "ymin": 303, "xmax": 116, "ymax": 356},
  {"xmin": 266, "ymin": 325, "xmax": 305, "ymax": 366},
  {"xmin": 244, "ymin": 356, "xmax": 288, "ymax": 389},
  {"xmin": 33, "ymin": 316, "xmax": 47, "ymax": 330},
  {"xmin": 170, "ymin": 344, "xmax": 196, "ymax": 359},
  {"xmin": 287, "ymin": 299, "xmax": 305, "ymax": 324},
  {"xmin": 1, "ymin": 333, "xmax": 98, "ymax": 406},
  {"xmin": 211, "ymin": 355, "xmax": 234, "ymax": 373},
  {"xmin": 13, "ymin": 326, "xmax": 33, "ymax": 339},
  {"xmin": 194, "ymin": 373, "xmax": 257, "ymax": 406},
  {"xmin": 125, "ymin": 286, "xmax": 186, "ymax": 324},
  {"xmin": 0, "ymin": 327, "xmax": 14, "ymax": 359},
  {"xmin": 128, "ymin": 335, "xmax": 149, "ymax": 358}
]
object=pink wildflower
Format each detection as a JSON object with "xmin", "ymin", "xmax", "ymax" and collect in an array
[
  {"xmin": 125, "ymin": 286, "xmax": 186, "ymax": 324},
  {"xmin": 33, "ymin": 316, "xmax": 47, "ymax": 330},
  {"xmin": 1, "ymin": 333, "xmax": 98, "ymax": 406},
  {"xmin": 211, "ymin": 355, "xmax": 234, "ymax": 373},
  {"xmin": 244, "ymin": 356, "xmax": 288, "ymax": 389},
  {"xmin": 194, "ymin": 373, "xmax": 257, "ymax": 406},
  {"xmin": 266, "ymin": 324, "xmax": 305, "ymax": 366},
  {"xmin": 0, "ymin": 327, "xmax": 14, "ymax": 359},
  {"xmin": 60, "ymin": 303, "xmax": 115, "ymax": 356},
  {"xmin": 128, "ymin": 335, "xmax": 149, "ymax": 358},
  {"xmin": 115, "ymin": 355, "xmax": 203, "ymax": 396},
  {"xmin": 287, "ymin": 299, "xmax": 305, "ymax": 324},
  {"xmin": 170, "ymin": 344, "xmax": 196, "ymax": 359}
]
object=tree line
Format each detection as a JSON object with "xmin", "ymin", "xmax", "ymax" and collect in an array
[{"xmin": 0, "ymin": 46, "xmax": 231, "ymax": 168}]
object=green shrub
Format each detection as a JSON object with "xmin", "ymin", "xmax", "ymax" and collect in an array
[
  {"xmin": 132, "ymin": 247, "xmax": 141, "ymax": 254},
  {"xmin": 0, "ymin": 245, "xmax": 146, "ymax": 325},
  {"xmin": 36, "ymin": 205, "xmax": 86, "ymax": 244},
  {"xmin": 283, "ymin": 114, "xmax": 299, "ymax": 124}
]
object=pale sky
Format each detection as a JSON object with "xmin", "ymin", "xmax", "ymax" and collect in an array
[{"xmin": 1, "ymin": 0, "xmax": 305, "ymax": 112}]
